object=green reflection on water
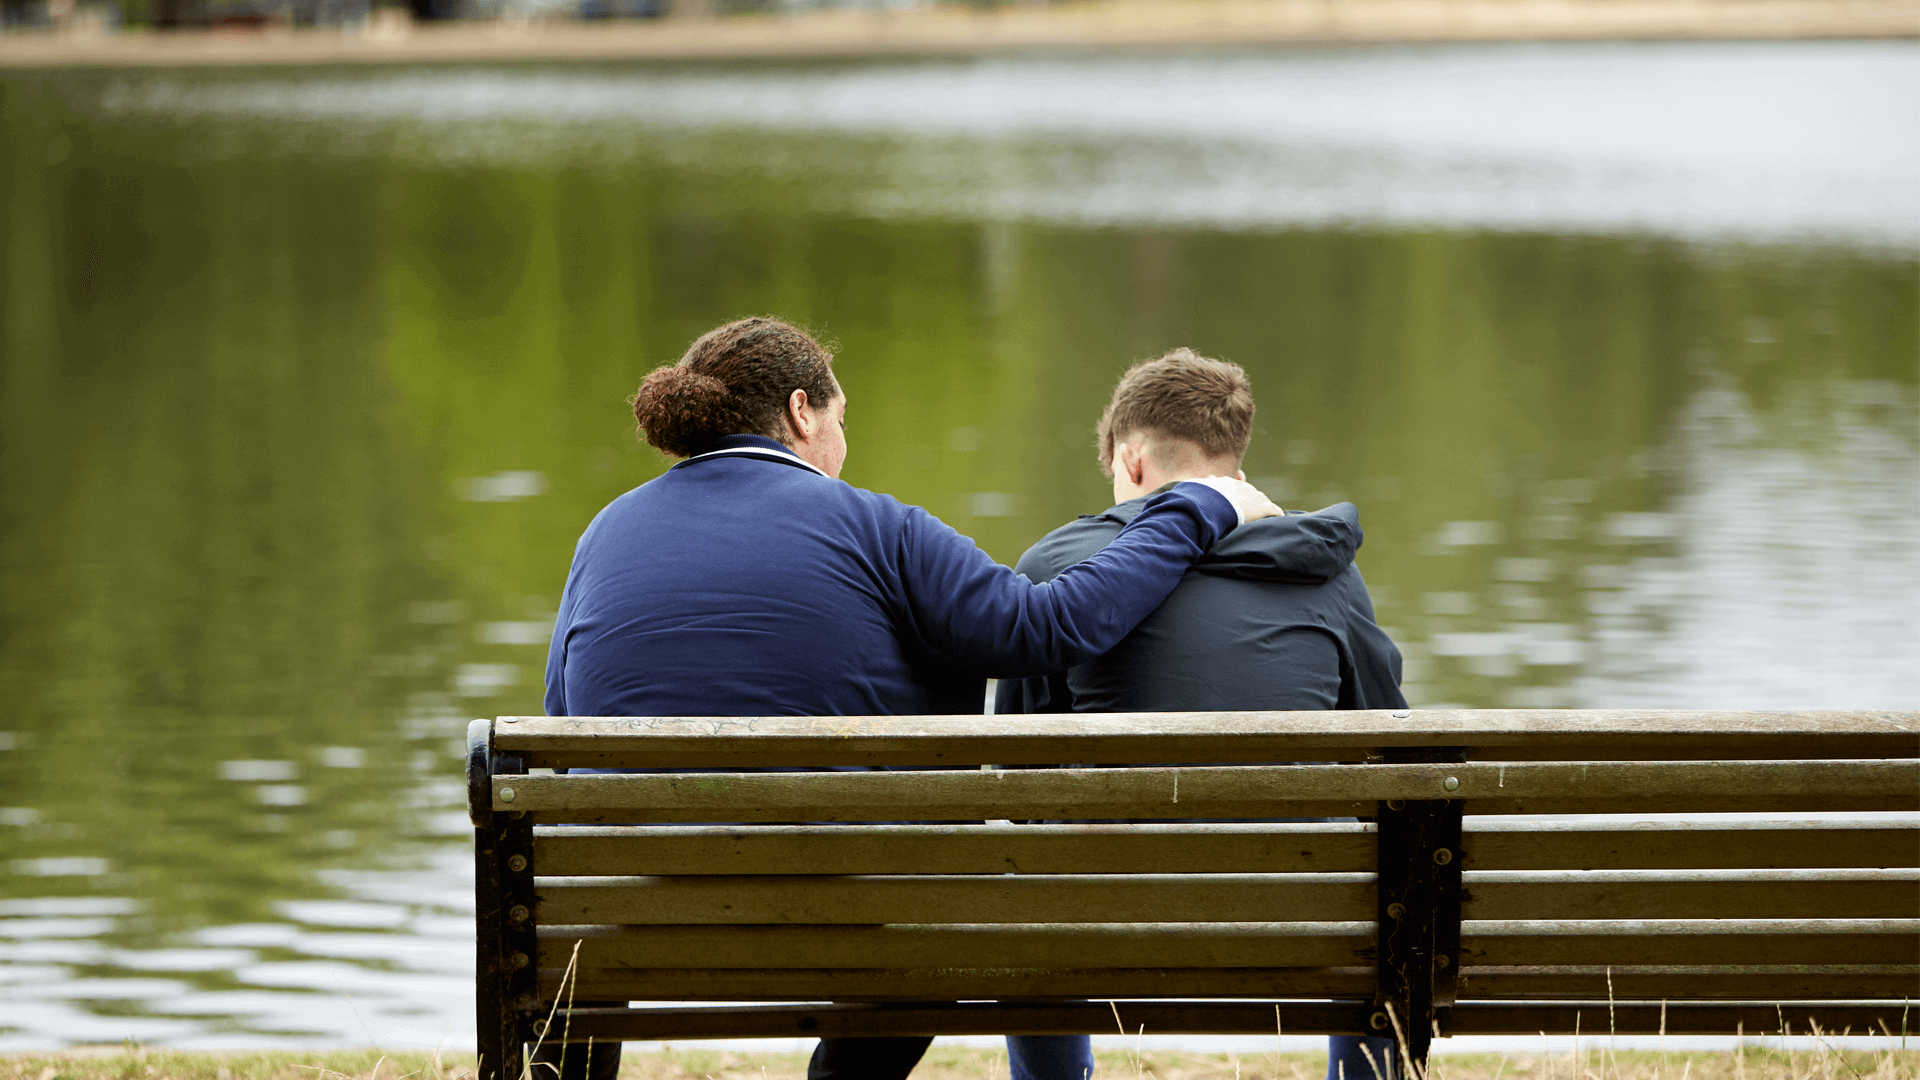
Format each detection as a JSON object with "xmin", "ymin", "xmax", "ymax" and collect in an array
[{"xmin": 0, "ymin": 66, "xmax": 1914, "ymax": 1042}]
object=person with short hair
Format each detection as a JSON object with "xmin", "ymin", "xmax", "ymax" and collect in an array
[
  {"xmin": 542, "ymin": 318, "xmax": 1287, "ymax": 1080},
  {"xmin": 998, "ymin": 347, "xmax": 1408, "ymax": 1080}
]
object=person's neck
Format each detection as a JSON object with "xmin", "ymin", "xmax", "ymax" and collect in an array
[{"xmin": 1115, "ymin": 462, "xmax": 1238, "ymax": 503}]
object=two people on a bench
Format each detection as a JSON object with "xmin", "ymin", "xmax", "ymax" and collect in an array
[{"xmin": 543, "ymin": 318, "xmax": 1404, "ymax": 1080}]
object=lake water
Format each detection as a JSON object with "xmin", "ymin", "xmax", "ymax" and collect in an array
[{"xmin": 1, "ymin": 41, "xmax": 1916, "ymax": 1051}]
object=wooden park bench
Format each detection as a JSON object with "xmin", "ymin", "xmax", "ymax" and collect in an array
[{"xmin": 466, "ymin": 709, "xmax": 1918, "ymax": 1080}]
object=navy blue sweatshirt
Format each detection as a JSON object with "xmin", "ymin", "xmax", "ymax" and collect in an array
[{"xmin": 544, "ymin": 435, "xmax": 1240, "ymax": 720}]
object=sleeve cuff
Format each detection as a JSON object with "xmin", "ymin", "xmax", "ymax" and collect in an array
[{"xmin": 1172, "ymin": 479, "xmax": 1242, "ymax": 532}]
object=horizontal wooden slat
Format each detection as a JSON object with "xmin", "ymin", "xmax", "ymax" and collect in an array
[
  {"xmin": 534, "ymin": 872, "xmax": 1374, "ymax": 924},
  {"xmin": 496, "ymin": 760, "xmax": 1917, "ymax": 821},
  {"xmin": 1475, "ymin": 745, "xmax": 1920, "ymax": 762},
  {"xmin": 1463, "ymin": 818, "xmax": 1920, "ymax": 870},
  {"xmin": 541, "ymin": 918, "xmax": 1920, "ymax": 969},
  {"xmin": 539, "ymin": 1001, "xmax": 1915, "ymax": 1042},
  {"xmin": 1446, "ymin": 1003, "xmax": 1917, "ymax": 1036},
  {"xmin": 494, "ymin": 710, "xmax": 1920, "ymax": 768},
  {"xmin": 1458, "ymin": 798, "xmax": 1915, "ymax": 814},
  {"xmin": 532, "ymin": 743, "xmax": 1914, "ymax": 768},
  {"xmin": 1462, "ymin": 920, "xmax": 1920, "ymax": 965},
  {"xmin": 529, "ymin": 818, "xmax": 1919, "ymax": 876},
  {"xmin": 1457, "ymin": 967, "xmax": 1920, "ymax": 1001},
  {"xmin": 540, "ymin": 922, "xmax": 1377, "ymax": 969},
  {"xmin": 532, "ymin": 822, "xmax": 1376, "ymax": 875},
  {"xmin": 1462, "ymin": 869, "xmax": 1920, "ymax": 920},
  {"xmin": 549, "ymin": 966, "xmax": 1376, "ymax": 1001},
  {"xmin": 541, "ymin": 1002, "xmax": 1377, "ymax": 1041}
]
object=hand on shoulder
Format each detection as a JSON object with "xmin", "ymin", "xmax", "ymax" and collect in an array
[{"xmin": 1180, "ymin": 476, "xmax": 1285, "ymax": 525}]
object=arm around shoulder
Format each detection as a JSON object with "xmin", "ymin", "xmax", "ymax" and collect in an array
[{"xmin": 893, "ymin": 482, "xmax": 1241, "ymax": 678}]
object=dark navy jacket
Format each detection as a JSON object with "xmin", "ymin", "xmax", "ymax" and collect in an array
[
  {"xmin": 996, "ymin": 498, "xmax": 1406, "ymax": 717},
  {"xmin": 544, "ymin": 435, "xmax": 1240, "ymax": 722}
]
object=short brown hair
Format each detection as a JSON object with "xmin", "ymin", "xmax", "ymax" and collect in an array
[
  {"xmin": 1095, "ymin": 348, "xmax": 1254, "ymax": 476},
  {"xmin": 630, "ymin": 317, "xmax": 838, "ymax": 458}
]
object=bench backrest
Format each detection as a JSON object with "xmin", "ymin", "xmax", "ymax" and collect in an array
[{"xmin": 468, "ymin": 709, "xmax": 1918, "ymax": 1080}]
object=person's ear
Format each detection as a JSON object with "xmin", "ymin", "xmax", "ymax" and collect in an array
[
  {"xmin": 786, "ymin": 388, "xmax": 813, "ymax": 443},
  {"xmin": 1118, "ymin": 438, "xmax": 1147, "ymax": 486},
  {"xmin": 1236, "ymin": 468, "xmax": 1246, "ymax": 482}
]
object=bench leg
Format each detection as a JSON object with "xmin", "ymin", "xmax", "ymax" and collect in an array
[
  {"xmin": 476, "ymin": 825, "xmax": 512, "ymax": 1080},
  {"xmin": 1376, "ymin": 748, "xmax": 1466, "ymax": 1075},
  {"xmin": 476, "ymin": 756, "xmax": 536, "ymax": 1080}
]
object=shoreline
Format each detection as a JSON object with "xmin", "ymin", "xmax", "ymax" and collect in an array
[{"xmin": 1, "ymin": 0, "xmax": 1915, "ymax": 68}]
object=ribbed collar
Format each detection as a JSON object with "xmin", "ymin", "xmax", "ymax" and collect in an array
[{"xmin": 671, "ymin": 434, "xmax": 828, "ymax": 478}]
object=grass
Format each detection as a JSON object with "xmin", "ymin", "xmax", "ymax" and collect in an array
[{"xmin": 3, "ymin": 1046, "xmax": 1916, "ymax": 1080}]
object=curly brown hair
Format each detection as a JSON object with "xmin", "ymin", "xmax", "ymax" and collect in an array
[
  {"xmin": 1095, "ymin": 347, "xmax": 1254, "ymax": 477},
  {"xmin": 630, "ymin": 317, "xmax": 839, "ymax": 458}
]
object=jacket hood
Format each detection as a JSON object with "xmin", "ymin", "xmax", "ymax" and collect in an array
[{"xmin": 1104, "ymin": 496, "xmax": 1363, "ymax": 584}]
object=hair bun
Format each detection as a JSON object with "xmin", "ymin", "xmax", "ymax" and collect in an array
[
  {"xmin": 628, "ymin": 318, "xmax": 839, "ymax": 460},
  {"xmin": 632, "ymin": 367, "xmax": 754, "ymax": 458}
]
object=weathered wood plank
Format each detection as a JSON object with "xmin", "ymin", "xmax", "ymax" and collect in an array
[
  {"xmin": 531, "ymin": 743, "xmax": 1920, "ymax": 768},
  {"xmin": 1462, "ymin": 919, "xmax": 1920, "ymax": 965},
  {"xmin": 494, "ymin": 711, "xmax": 1920, "ymax": 768},
  {"xmin": 539, "ymin": 1002, "xmax": 1377, "ymax": 1042},
  {"xmin": 1461, "ymin": 869, "xmax": 1920, "ymax": 920},
  {"xmin": 530, "ymin": 818, "xmax": 1918, "ymax": 874},
  {"xmin": 1463, "ymin": 819, "xmax": 1920, "ymax": 870},
  {"xmin": 534, "ymin": 873, "xmax": 1375, "ymax": 924},
  {"xmin": 538, "ymin": 922, "xmax": 1377, "ymax": 969},
  {"xmin": 1457, "ymin": 797, "xmax": 1915, "ymax": 815},
  {"xmin": 1468, "ymin": 745, "xmax": 1920, "ymax": 762},
  {"xmin": 1457, "ymin": 968, "xmax": 1920, "ymax": 1001},
  {"xmin": 538, "ymin": 1001, "xmax": 1912, "ymax": 1042},
  {"xmin": 495, "ymin": 760, "xmax": 1917, "ymax": 820},
  {"xmin": 1445, "ymin": 1003, "xmax": 1916, "ymax": 1036},
  {"xmin": 546, "ymin": 966, "xmax": 1377, "ymax": 1001},
  {"xmin": 532, "ymin": 823, "xmax": 1376, "ymax": 876}
]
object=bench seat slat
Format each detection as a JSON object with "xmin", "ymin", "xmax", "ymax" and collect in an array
[
  {"xmin": 537, "ymin": 922, "xmax": 1377, "ymax": 969},
  {"xmin": 523, "ymin": 744, "xmax": 1920, "ymax": 768},
  {"xmin": 1461, "ymin": 869, "xmax": 1920, "ymax": 920},
  {"xmin": 528, "ymin": 799, "xmax": 1915, "ymax": 823},
  {"xmin": 1463, "ymin": 931, "xmax": 1919, "ymax": 965},
  {"xmin": 497, "ymin": 760, "xmax": 1918, "ymax": 821},
  {"xmin": 1457, "ymin": 968, "xmax": 1920, "ymax": 1001},
  {"xmin": 1445, "ymin": 1002, "xmax": 1913, "ymax": 1036},
  {"xmin": 494, "ymin": 711, "xmax": 1920, "ymax": 768},
  {"xmin": 1462, "ymin": 820, "xmax": 1920, "ymax": 870},
  {"xmin": 542, "ymin": 1001, "xmax": 1381, "ymax": 1041},
  {"xmin": 536, "ymin": 922, "xmax": 1920, "ymax": 969},
  {"xmin": 544, "ymin": 965, "xmax": 1920, "ymax": 1002},
  {"xmin": 544, "ymin": 966, "xmax": 1378, "ymax": 1001},
  {"xmin": 532, "ymin": 823, "xmax": 1377, "ymax": 876},
  {"xmin": 534, "ymin": 873, "xmax": 1375, "ymax": 924},
  {"xmin": 535, "ymin": 1001, "xmax": 1913, "ymax": 1041},
  {"xmin": 526, "ymin": 819, "xmax": 1920, "ymax": 875}
]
